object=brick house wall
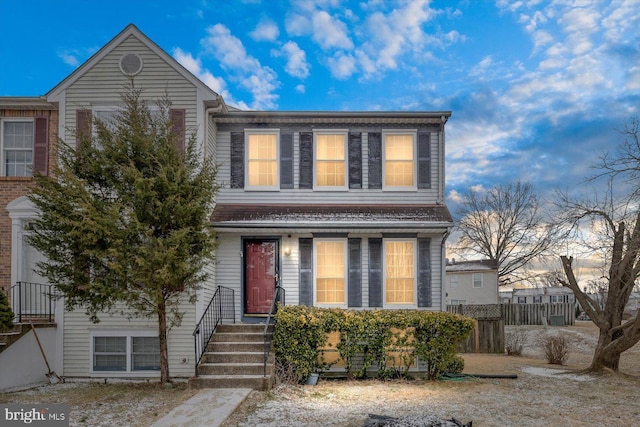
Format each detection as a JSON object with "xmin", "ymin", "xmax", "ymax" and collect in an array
[{"xmin": 0, "ymin": 106, "xmax": 58, "ymax": 295}]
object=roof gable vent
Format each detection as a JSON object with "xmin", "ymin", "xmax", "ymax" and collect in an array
[{"xmin": 119, "ymin": 53, "xmax": 143, "ymax": 76}]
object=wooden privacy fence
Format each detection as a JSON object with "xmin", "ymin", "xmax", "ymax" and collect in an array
[
  {"xmin": 446, "ymin": 304, "xmax": 504, "ymax": 354},
  {"xmin": 501, "ymin": 303, "xmax": 576, "ymax": 326}
]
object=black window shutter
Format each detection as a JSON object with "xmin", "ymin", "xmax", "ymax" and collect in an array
[
  {"xmin": 348, "ymin": 238, "xmax": 362, "ymax": 307},
  {"xmin": 368, "ymin": 238, "xmax": 383, "ymax": 307},
  {"xmin": 417, "ymin": 132, "xmax": 431, "ymax": 189},
  {"xmin": 417, "ymin": 238, "xmax": 432, "ymax": 307},
  {"xmin": 368, "ymin": 132, "xmax": 382, "ymax": 189},
  {"xmin": 348, "ymin": 132, "xmax": 362, "ymax": 189},
  {"xmin": 170, "ymin": 109, "xmax": 186, "ymax": 152},
  {"xmin": 33, "ymin": 117, "xmax": 49, "ymax": 176},
  {"xmin": 230, "ymin": 132, "xmax": 244, "ymax": 189},
  {"xmin": 299, "ymin": 238, "xmax": 313, "ymax": 306},
  {"xmin": 299, "ymin": 132, "xmax": 313, "ymax": 189},
  {"xmin": 280, "ymin": 133, "xmax": 294, "ymax": 189}
]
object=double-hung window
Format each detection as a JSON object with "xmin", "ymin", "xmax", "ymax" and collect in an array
[
  {"xmin": 2, "ymin": 119, "xmax": 34, "ymax": 177},
  {"xmin": 314, "ymin": 239, "xmax": 347, "ymax": 306},
  {"xmin": 315, "ymin": 131, "xmax": 347, "ymax": 189},
  {"xmin": 246, "ymin": 131, "xmax": 279, "ymax": 190},
  {"xmin": 383, "ymin": 131, "xmax": 416, "ymax": 190},
  {"xmin": 384, "ymin": 240, "xmax": 416, "ymax": 306},
  {"xmin": 473, "ymin": 273, "xmax": 483, "ymax": 288},
  {"xmin": 91, "ymin": 332, "xmax": 160, "ymax": 374}
]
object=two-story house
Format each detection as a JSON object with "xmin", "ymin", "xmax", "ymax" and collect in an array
[
  {"xmin": 0, "ymin": 24, "xmax": 452, "ymax": 390},
  {"xmin": 445, "ymin": 259, "xmax": 499, "ymax": 305}
]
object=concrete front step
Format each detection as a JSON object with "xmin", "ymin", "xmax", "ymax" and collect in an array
[
  {"xmin": 211, "ymin": 332, "xmax": 266, "ymax": 343},
  {"xmin": 197, "ymin": 362, "xmax": 274, "ymax": 376},
  {"xmin": 189, "ymin": 375, "xmax": 273, "ymax": 391},
  {"xmin": 201, "ymin": 351, "xmax": 273, "ymax": 364},
  {"xmin": 206, "ymin": 341, "xmax": 268, "ymax": 353},
  {"xmin": 216, "ymin": 323, "xmax": 274, "ymax": 333}
]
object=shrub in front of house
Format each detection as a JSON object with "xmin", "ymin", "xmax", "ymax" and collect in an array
[
  {"xmin": 273, "ymin": 306, "xmax": 475, "ymax": 383},
  {"xmin": 0, "ymin": 289, "xmax": 14, "ymax": 332}
]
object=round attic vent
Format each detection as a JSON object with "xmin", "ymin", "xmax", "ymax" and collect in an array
[{"xmin": 119, "ymin": 53, "xmax": 143, "ymax": 76}]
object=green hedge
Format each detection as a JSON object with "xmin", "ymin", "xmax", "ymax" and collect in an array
[
  {"xmin": 0, "ymin": 289, "xmax": 14, "ymax": 332},
  {"xmin": 273, "ymin": 306, "xmax": 475, "ymax": 382}
]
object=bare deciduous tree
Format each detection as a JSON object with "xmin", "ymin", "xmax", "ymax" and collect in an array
[
  {"xmin": 556, "ymin": 119, "xmax": 640, "ymax": 372},
  {"xmin": 454, "ymin": 181, "xmax": 559, "ymax": 283}
]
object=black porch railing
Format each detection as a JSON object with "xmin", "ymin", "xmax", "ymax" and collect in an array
[
  {"xmin": 192, "ymin": 286, "xmax": 235, "ymax": 374},
  {"xmin": 264, "ymin": 285, "xmax": 285, "ymax": 377},
  {"xmin": 10, "ymin": 282, "xmax": 56, "ymax": 323}
]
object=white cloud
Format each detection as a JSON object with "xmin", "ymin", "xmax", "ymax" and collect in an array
[
  {"xmin": 172, "ymin": 47, "xmax": 249, "ymax": 110},
  {"xmin": 201, "ymin": 24, "xmax": 280, "ymax": 109},
  {"xmin": 58, "ymin": 52, "xmax": 80, "ymax": 67},
  {"xmin": 311, "ymin": 11, "xmax": 354, "ymax": 50},
  {"xmin": 285, "ymin": 13, "xmax": 310, "ymax": 36},
  {"xmin": 359, "ymin": 0, "xmax": 439, "ymax": 74},
  {"xmin": 328, "ymin": 52, "xmax": 357, "ymax": 79},
  {"xmin": 250, "ymin": 19, "xmax": 280, "ymax": 42},
  {"xmin": 276, "ymin": 41, "xmax": 310, "ymax": 79},
  {"xmin": 295, "ymin": 84, "xmax": 306, "ymax": 93}
]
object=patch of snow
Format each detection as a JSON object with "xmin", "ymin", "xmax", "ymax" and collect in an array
[{"xmin": 520, "ymin": 366, "xmax": 595, "ymax": 382}]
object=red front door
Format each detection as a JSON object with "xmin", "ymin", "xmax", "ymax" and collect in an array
[{"xmin": 245, "ymin": 239, "xmax": 278, "ymax": 314}]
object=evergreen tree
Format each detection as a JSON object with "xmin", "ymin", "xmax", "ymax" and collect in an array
[
  {"xmin": 28, "ymin": 87, "xmax": 218, "ymax": 383},
  {"xmin": 0, "ymin": 289, "xmax": 14, "ymax": 332}
]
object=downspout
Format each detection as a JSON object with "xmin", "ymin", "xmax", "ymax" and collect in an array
[
  {"xmin": 441, "ymin": 226, "xmax": 452, "ymax": 311},
  {"xmin": 438, "ymin": 115, "xmax": 448, "ymax": 205}
]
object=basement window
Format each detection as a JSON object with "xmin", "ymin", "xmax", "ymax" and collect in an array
[{"xmin": 91, "ymin": 332, "xmax": 160, "ymax": 374}]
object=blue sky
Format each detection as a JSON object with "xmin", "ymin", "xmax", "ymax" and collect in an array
[{"xmin": 2, "ymin": 0, "xmax": 639, "ymax": 209}]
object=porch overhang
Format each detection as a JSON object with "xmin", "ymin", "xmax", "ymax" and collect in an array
[{"xmin": 210, "ymin": 204, "xmax": 453, "ymax": 233}]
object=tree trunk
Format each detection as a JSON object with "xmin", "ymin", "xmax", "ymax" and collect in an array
[
  {"xmin": 158, "ymin": 301, "xmax": 170, "ymax": 384},
  {"xmin": 589, "ymin": 329, "xmax": 621, "ymax": 372}
]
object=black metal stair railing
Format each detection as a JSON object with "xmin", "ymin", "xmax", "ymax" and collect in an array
[
  {"xmin": 263, "ymin": 285, "xmax": 285, "ymax": 377},
  {"xmin": 10, "ymin": 282, "xmax": 56, "ymax": 323},
  {"xmin": 192, "ymin": 286, "xmax": 235, "ymax": 375}
]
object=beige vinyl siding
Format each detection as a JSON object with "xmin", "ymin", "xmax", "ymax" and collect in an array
[
  {"xmin": 281, "ymin": 234, "xmax": 300, "ymax": 306},
  {"xmin": 215, "ymin": 131, "xmax": 442, "ymax": 205},
  {"xmin": 212, "ymin": 233, "xmax": 243, "ymax": 321},
  {"xmin": 62, "ymin": 302, "xmax": 196, "ymax": 378},
  {"xmin": 212, "ymin": 233, "xmax": 443, "ymax": 316},
  {"xmin": 62, "ymin": 35, "xmax": 198, "ymax": 150}
]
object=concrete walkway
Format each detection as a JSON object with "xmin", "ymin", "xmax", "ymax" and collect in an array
[{"xmin": 152, "ymin": 388, "xmax": 252, "ymax": 427}]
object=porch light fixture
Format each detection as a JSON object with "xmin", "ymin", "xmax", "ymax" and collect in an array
[{"xmin": 284, "ymin": 246, "xmax": 292, "ymax": 256}]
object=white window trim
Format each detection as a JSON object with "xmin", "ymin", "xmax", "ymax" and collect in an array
[
  {"xmin": 89, "ymin": 330, "xmax": 160, "ymax": 377},
  {"xmin": 244, "ymin": 129, "xmax": 280, "ymax": 191},
  {"xmin": 472, "ymin": 273, "xmax": 483, "ymax": 288},
  {"xmin": 382, "ymin": 129, "xmax": 417, "ymax": 191},
  {"xmin": 1, "ymin": 117, "xmax": 34, "ymax": 177},
  {"xmin": 383, "ymin": 238, "xmax": 418, "ymax": 309},
  {"xmin": 313, "ymin": 129, "xmax": 348, "ymax": 191},
  {"xmin": 313, "ymin": 238, "xmax": 348, "ymax": 308}
]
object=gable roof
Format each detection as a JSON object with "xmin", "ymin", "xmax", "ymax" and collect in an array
[
  {"xmin": 46, "ymin": 24, "xmax": 225, "ymax": 109},
  {"xmin": 446, "ymin": 259, "xmax": 498, "ymax": 272}
]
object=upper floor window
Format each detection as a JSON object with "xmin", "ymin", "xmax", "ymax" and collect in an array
[
  {"xmin": 533, "ymin": 295, "xmax": 542, "ymax": 304},
  {"xmin": 315, "ymin": 132, "xmax": 347, "ymax": 189},
  {"xmin": 383, "ymin": 131, "xmax": 416, "ymax": 189},
  {"xmin": 314, "ymin": 239, "xmax": 347, "ymax": 306},
  {"xmin": 385, "ymin": 240, "xmax": 416, "ymax": 306},
  {"xmin": 246, "ymin": 131, "xmax": 279, "ymax": 190},
  {"xmin": 473, "ymin": 273, "xmax": 483, "ymax": 288},
  {"xmin": 2, "ymin": 119, "xmax": 33, "ymax": 177}
]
